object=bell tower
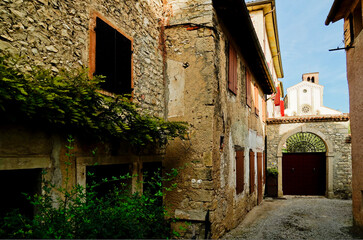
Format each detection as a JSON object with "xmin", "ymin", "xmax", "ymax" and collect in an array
[{"xmin": 302, "ymin": 72, "xmax": 319, "ymax": 84}]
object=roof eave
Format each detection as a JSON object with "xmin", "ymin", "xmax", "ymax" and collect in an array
[
  {"xmin": 246, "ymin": 0, "xmax": 284, "ymax": 79},
  {"xmin": 213, "ymin": 0, "xmax": 276, "ymax": 94}
]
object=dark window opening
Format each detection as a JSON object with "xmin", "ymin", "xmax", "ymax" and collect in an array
[
  {"xmin": 86, "ymin": 164, "xmax": 131, "ymax": 199},
  {"xmin": 311, "ymin": 77, "xmax": 315, "ymax": 83},
  {"xmin": 228, "ymin": 43, "xmax": 238, "ymax": 95},
  {"xmin": 307, "ymin": 77, "xmax": 310, "ymax": 82},
  {"xmin": 95, "ymin": 17, "xmax": 132, "ymax": 95},
  {"xmin": 143, "ymin": 162, "xmax": 163, "ymax": 206},
  {"xmin": 0, "ymin": 168, "xmax": 42, "ymax": 219}
]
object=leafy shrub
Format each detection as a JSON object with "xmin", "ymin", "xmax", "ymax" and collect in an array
[
  {"xmin": 266, "ymin": 167, "xmax": 278, "ymax": 177},
  {"xmin": 0, "ymin": 53, "xmax": 188, "ymax": 147},
  {"xmin": 0, "ymin": 137, "xmax": 179, "ymax": 239}
]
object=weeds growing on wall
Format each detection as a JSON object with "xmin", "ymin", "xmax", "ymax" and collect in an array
[
  {"xmin": 0, "ymin": 136, "xmax": 180, "ymax": 239},
  {"xmin": 0, "ymin": 52, "xmax": 188, "ymax": 147}
]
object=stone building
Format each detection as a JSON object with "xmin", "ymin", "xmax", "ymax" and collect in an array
[
  {"xmin": 266, "ymin": 71, "xmax": 351, "ymax": 200},
  {"xmin": 266, "ymin": 115, "xmax": 351, "ymax": 199},
  {"xmin": 164, "ymin": 0, "xmax": 284, "ymax": 237},
  {"xmin": 284, "ymin": 72, "xmax": 343, "ymax": 116},
  {"xmin": 0, "ymin": 0, "xmax": 284, "ymax": 238},
  {"xmin": 0, "ymin": 0, "xmax": 168, "ymax": 225},
  {"xmin": 326, "ymin": 0, "xmax": 363, "ymax": 234}
]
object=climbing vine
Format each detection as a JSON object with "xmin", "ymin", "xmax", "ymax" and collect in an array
[{"xmin": 0, "ymin": 53, "xmax": 188, "ymax": 147}]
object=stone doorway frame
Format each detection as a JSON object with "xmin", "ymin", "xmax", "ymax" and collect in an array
[{"xmin": 276, "ymin": 126, "xmax": 334, "ymax": 198}]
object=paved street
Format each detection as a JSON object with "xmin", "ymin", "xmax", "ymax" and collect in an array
[{"xmin": 222, "ymin": 196, "xmax": 360, "ymax": 240}]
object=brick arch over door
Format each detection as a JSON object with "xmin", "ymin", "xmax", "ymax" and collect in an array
[{"xmin": 276, "ymin": 127, "xmax": 335, "ymax": 198}]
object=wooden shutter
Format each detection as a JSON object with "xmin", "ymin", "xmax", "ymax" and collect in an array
[
  {"xmin": 246, "ymin": 70, "xmax": 252, "ymax": 107},
  {"xmin": 274, "ymin": 86, "xmax": 280, "ymax": 106},
  {"xmin": 257, "ymin": 152, "xmax": 263, "ymax": 205},
  {"xmin": 344, "ymin": 15, "xmax": 353, "ymax": 47},
  {"xmin": 236, "ymin": 150, "xmax": 245, "ymax": 194},
  {"xmin": 249, "ymin": 150, "xmax": 255, "ymax": 194},
  {"xmin": 262, "ymin": 98, "xmax": 266, "ymax": 122},
  {"xmin": 263, "ymin": 151, "xmax": 266, "ymax": 184},
  {"xmin": 254, "ymin": 85, "xmax": 259, "ymax": 116},
  {"xmin": 228, "ymin": 44, "xmax": 238, "ymax": 94},
  {"xmin": 354, "ymin": 3, "xmax": 363, "ymax": 39}
]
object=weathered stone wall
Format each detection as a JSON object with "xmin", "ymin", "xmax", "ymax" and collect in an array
[
  {"xmin": 164, "ymin": 4, "xmax": 269, "ymax": 238},
  {"xmin": 2, "ymin": 0, "xmax": 273, "ymax": 238},
  {"xmin": 164, "ymin": 0, "xmax": 213, "ymax": 26},
  {"xmin": 267, "ymin": 120, "xmax": 352, "ymax": 199},
  {"xmin": 0, "ymin": 0, "xmax": 165, "ymax": 115}
]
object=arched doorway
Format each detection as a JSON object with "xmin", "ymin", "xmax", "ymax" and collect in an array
[{"xmin": 282, "ymin": 132, "xmax": 327, "ymax": 195}]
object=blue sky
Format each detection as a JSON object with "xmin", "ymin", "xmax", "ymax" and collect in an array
[{"xmin": 275, "ymin": 0, "xmax": 349, "ymax": 113}]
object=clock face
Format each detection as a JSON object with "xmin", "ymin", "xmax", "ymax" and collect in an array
[{"xmin": 303, "ymin": 89, "xmax": 307, "ymax": 93}]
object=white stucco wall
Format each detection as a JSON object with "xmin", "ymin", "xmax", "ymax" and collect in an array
[{"xmin": 285, "ymin": 80, "xmax": 342, "ymax": 116}]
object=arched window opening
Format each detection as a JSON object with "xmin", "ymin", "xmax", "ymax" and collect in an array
[
  {"xmin": 311, "ymin": 77, "xmax": 315, "ymax": 83},
  {"xmin": 282, "ymin": 132, "xmax": 326, "ymax": 153},
  {"xmin": 307, "ymin": 77, "xmax": 311, "ymax": 81}
]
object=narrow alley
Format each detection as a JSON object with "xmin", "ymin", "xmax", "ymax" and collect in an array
[{"xmin": 222, "ymin": 196, "xmax": 357, "ymax": 239}]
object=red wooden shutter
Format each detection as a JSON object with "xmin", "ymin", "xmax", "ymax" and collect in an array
[
  {"xmin": 249, "ymin": 150, "xmax": 255, "ymax": 194},
  {"xmin": 262, "ymin": 98, "xmax": 266, "ymax": 122},
  {"xmin": 344, "ymin": 16, "xmax": 353, "ymax": 47},
  {"xmin": 236, "ymin": 150, "xmax": 245, "ymax": 194},
  {"xmin": 280, "ymin": 100, "xmax": 285, "ymax": 117},
  {"xmin": 228, "ymin": 44, "xmax": 237, "ymax": 94},
  {"xmin": 257, "ymin": 152, "xmax": 263, "ymax": 205},
  {"xmin": 254, "ymin": 85, "xmax": 259, "ymax": 116},
  {"xmin": 274, "ymin": 86, "xmax": 280, "ymax": 106},
  {"xmin": 246, "ymin": 70, "xmax": 252, "ymax": 107},
  {"xmin": 263, "ymin": 151, "xmax": 266, "ymax": 184}
]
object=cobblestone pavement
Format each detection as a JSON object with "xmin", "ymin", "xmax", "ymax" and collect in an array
[{"xmin": 222, "ymin": 196, "xmax": 361, "ymax": 240}]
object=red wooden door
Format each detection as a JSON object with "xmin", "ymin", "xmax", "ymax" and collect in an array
[
  {"xmin": 257, "ymin": 152, "xmax": 263, "ymax": 204},
  {"xmin": 282, "ymin": 153, "xmax": 326, "ymax": 195}
]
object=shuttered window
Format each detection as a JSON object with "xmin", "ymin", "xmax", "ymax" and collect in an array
[
  {"xmin": 95, "ymin": 17, "xmax": 132, "ymax": 95},
  {"xmin": 262, "ymin": 98, "xmax": 266, "ymax": 122},
  {"xmin": 249, "ymin": 150, "xmax": 255, "ymax": 194},
  {"xmin": 344, "ymin": 15, "xmax": 353, "ymax": 47},
  {"xmin": 246, "ymin": 69, "xmax": 252, "ymax": 107},
  {"xmin": 274, "ymin": 86, "xmax": 281, "ymax": 106},
  {"xmin": 228, "ymin": 44, "xmax": 238, "ymax": 95},
  {"xmin": 263, "ymin": 151, "xmax": 266, "ymax": 184},
  {"xmin": 254, "ymin": 85, "xmax": 259, "ymax": 116},
  {"xmin": 236, "ymin": 150, "xmax": 245, "ymax": 194}
]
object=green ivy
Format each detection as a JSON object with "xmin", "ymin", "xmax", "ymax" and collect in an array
[{"xmin": 0, "ymin": 53, "xmax": 188, "ymax": 147}]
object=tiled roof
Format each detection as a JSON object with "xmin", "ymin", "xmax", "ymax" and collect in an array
[{"xmin": 267, "ymin": 114, "xmax": 350, "ymax": 124}]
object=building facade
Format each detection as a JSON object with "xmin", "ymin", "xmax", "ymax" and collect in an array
[
  {"xmin": 326, "ymin": 0, "xmax": 363, "ymax": 234},
  {"xmin": 246, "ymin": 0, "xmax": 285, "ymax": 118},
  {"xmin": 0, "ymin": 0, "xmax": 284, "ymax": 238},
  {"xmin": 285, "ymin": 72, "xmax": 343, "ymax": 116}
]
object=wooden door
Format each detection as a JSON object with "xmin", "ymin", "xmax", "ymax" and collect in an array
[
  {"xmin": 282, "ymin": 153, "xmax": 326, "ymax": 195},
  {"xmin": 257, "ymin": 152, "xmax": 263, "ymax": 204}
]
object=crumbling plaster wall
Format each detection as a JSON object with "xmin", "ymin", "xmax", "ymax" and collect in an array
[{"xmin": 267, "ymin": 120, "xmax": 352, "ymax": 199}]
